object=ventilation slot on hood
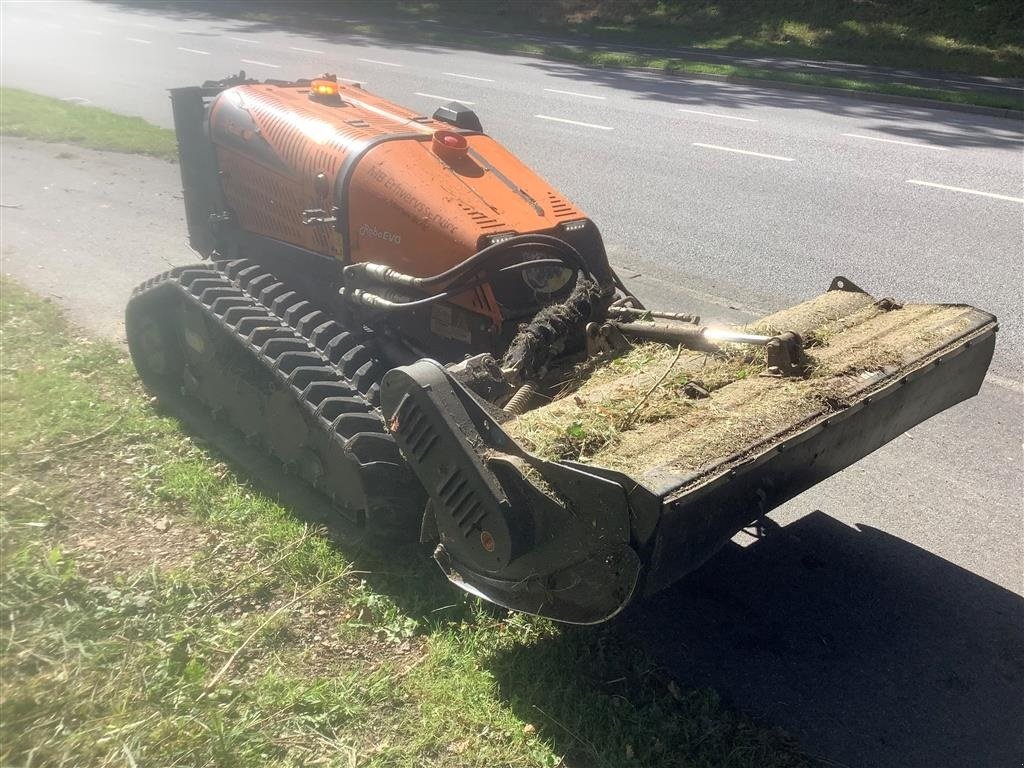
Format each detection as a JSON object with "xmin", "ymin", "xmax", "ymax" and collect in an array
[{"xmin": 546, "ymin": 192, "xmax": 576, "ymax": 219}]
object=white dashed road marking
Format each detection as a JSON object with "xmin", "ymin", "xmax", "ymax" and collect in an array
[
  {"xmin": 177, "ymin": 47, "xmax": 210, "ymax": 55},
  {"xmin": 842, "ymin": 134, "xmax": 949, "ymax": 151},
  {"xmin": 443, "ymin": 72, "xmax": 494, "ymax": 82},
  {"xmin": 678, "ymin": 108, "xmax": 758, "ymax": 122},
  {"xmin": 535, "ymin": 114, "xmax": 613, "ymax": 131},
  {"xmin": 692, "ymin": 143, "xmax": 794, "ymax": 161},
  {"xmin": 125, "ymin": 37, "xmax": 152, "ymax": 44},
  {"xmin": 229, "ymin": 37, "xmax": 260, "ymax": 44},
  {"xmin": 359, "ymin": 58, "xmax": 403, "ymax": 67},
  {"xmin": 290, "ymin": 46, "xmax": 325, "ymax": 54},
  {"xmin": 241, "ymin": 59, "xmax": 281, "ymax": 69},
  {"xmin": 543, "ymin": 88, "xmax": 606, "ymax": 100},
  {"xmin": 415, "ymin": 92, "xmax": 476, "ymax": 105},
  {"xmin": 906, "ymin": 180, "xmax": 1024, "ymax": 203}
]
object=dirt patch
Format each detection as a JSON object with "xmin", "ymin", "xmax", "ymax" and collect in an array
[
  {"xmin": 68, "ymin": 510, "xmax": 210, "ymax": 578},
  {"xmin": 4, "ymin": 456, "xmax": 211, "ymax": 578}
]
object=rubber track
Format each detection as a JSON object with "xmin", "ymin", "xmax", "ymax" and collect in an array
[{"xmin": 126, "ymin": 259, "xmax": 424, "ymax": 538}]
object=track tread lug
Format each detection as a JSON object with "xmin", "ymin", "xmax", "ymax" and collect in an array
[
  {"xmin": 303, "ymin": 381, "xmax": 357, "ymax": 405},
  {"xmin": 259, "ymin": 282, "xmax": 287, "ymax": 305},
  {"xmin": 273, "ymin": 350, "xmax": 323, "ymax": 374},
  {"xmin": 316, "ymin": 396, "xmax": 372, "ymax": 422},
  {"xmin": 246, "ymin": 273, "xmax": 276, "ymax": 294},
  {"xmin": 325, "ymin": 332, "xmax": 357, "ymax": 364},
  {"xmin": 235, "ymin": 265, "xmax": 263, "ymax": 288},
  {"xmin": 223, "ymin": 259, "xmax": 254, "ymax": 279},
  {"xmin": 288, "ymin": 365, "xmax": 338, "ymax": 390},
  {"xmin": 333, "ymin": 413, "xmax": 386, "ymax": 439},
  {"xmin": 232, "ymin": 313, "xmax": 273, "ymax": 334},
  {"xmin": 297, "ymin": 311, "xmax": 328, "ymax": 336},
  {"xmin": 283, "ymin": 301, "xmax": 313, "ymax": 325},
  {"xmin": 340, "ymin": 345, "xmax": 372, "ymax": 377},
  {"xmin": 351, "ymin": 358, "xmax": 384, "ymax": 393},
  {"xmin": 211, "ymin": 296, "xmax": 252, "ymax": 316},
  {"xmin": 310, "ymin": 320, "xmax": 343, "ymax": 348},
  {"xmin": 247, "ymin": 325, "xmax": 291, "ymax": 346},
  {"xmin": 348, "ymin": 432, "xmax": 402, "ymax": 463},
  {"xmin": 200, "ymin": 286, "xmax": 236, "ymax": 304}
]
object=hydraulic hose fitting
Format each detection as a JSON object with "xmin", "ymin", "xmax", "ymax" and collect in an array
[{"xmin": 343, "ymin": 263, "xmax": 420, "ymax": 288}]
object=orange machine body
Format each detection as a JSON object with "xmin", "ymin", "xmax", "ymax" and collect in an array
[{"xmin": 206, "ymin": 79, "xmax": 600, "ymax": 337}]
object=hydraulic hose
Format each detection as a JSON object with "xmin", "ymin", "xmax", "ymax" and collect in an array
[
  {"xmin": 343, "ymin": 234, "xmax": 595, "ymax": 292},
  {"xmin": 343, "ymin": 259, "xmax": 578, "ymax": 312}
]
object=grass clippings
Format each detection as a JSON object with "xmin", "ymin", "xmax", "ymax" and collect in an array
[{"xmin": 507, "ymin": 292, "xmax": 976, "ymax": 479}]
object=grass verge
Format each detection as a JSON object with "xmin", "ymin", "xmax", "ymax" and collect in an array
[
  {"xmin": 0, "ymin": 88, "xmax": 177, "ymax": 160},
  {"xmin": 228, "ymin": 0, "xmax": 1023, "ymax": 111},
  {"xmin": 350, "ymin": 22, "xmax": 1023, "ymax": 112},
  {"xmin": 0, "ymin": 280, "xmax": 807, "ymax": 765}
]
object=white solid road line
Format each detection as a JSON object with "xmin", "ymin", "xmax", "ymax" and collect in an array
[
  {"xmin": 842, "ymin": 133, "xmax": 949, "ymax": 151},
  {"xmin": 229, "ymin": 37, "xmax": 260, "ymax": 44},
  {"xmin": 535, "ymin": 114, "xmax": 614, "ymax": 131},
  {"xmin": 906, "ymin": 180, "xmax": 1024, "ymax": 204},
  {"xmin": 415, "ymin": 92, "xmax": 476, "ymax": 105},
  {"xmin": 241, "ymin": 59, "xmax": 281, "ymax": 69},
  {"xmin": 359, "ymin": 58, "xmax": 403, "ymax": 67},
  {"xmin": 692, "ymin": 143, "xmax": 794, "ymax": 161},
  {"xmin": 290, "ymin": 46, "xmax": 325, "ymax": 54},
  {"xmin": 125, "ymin": 37, "xmax": 152, "ymax": 44},
  {"xmin": 543, "ymin": 88, "xmax": 606, "ymax": 100},
  {"xmin": 177, "ymin": 47, "xmax": 210, "ymax": 55},
  {"xmin": 444, "ymin": 72, "xmax": 495, "ymax": 82}
]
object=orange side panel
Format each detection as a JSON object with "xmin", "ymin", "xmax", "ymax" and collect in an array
[{"xmin": 346, "ymin": 134, "xmax": 586, "ymax": 321}]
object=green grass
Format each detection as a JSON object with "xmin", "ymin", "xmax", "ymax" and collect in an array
[
  {"xmin": 0, "ymin": 87, "xmax": 177, "ymax": 159},
  {"xmin": 0, "ymin": 279, "xmax": 808, "ymax": 766},
  {"xmin": 491, "ymin": 40, "xmax": 1024, "ymax": 110}
]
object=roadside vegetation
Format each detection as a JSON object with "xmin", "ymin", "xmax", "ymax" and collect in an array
[
  {"xmin": 0, "ymin": 283, "xmax": 809, "ymax": 766},
  {"xmin": 0, "ymin": 88, "xmax": 177, "ymax": 159},
  {"xmin": 221, "ymin": 0, "xmax": 1024, "ymax": 111},
  {"xmin": 372, "ymin": 0, "xmax": 1024, "ymax": 77}
]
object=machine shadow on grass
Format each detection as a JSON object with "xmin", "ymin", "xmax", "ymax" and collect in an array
[{"xmin": 488, "ymin": 511, "xmax": 1024, "ymax": 768}]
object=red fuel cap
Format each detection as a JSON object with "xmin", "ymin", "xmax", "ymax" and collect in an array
[{"xmin": 432, "ymin": 129, "xmax": 468, "ymax": 159}]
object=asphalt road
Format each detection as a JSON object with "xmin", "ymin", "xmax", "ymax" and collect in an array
[{"xmin": 2, "ymin": 3, "xmax": 1022, "ymax": 767}]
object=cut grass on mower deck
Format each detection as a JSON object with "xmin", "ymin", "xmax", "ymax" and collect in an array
[
  {"xmin": 506, "ymin": 290, "xmax": 977, "ymax": 479},
  {"xmin": 0, "ymin": 278, "xmax": 809, "ymax": 766}
]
